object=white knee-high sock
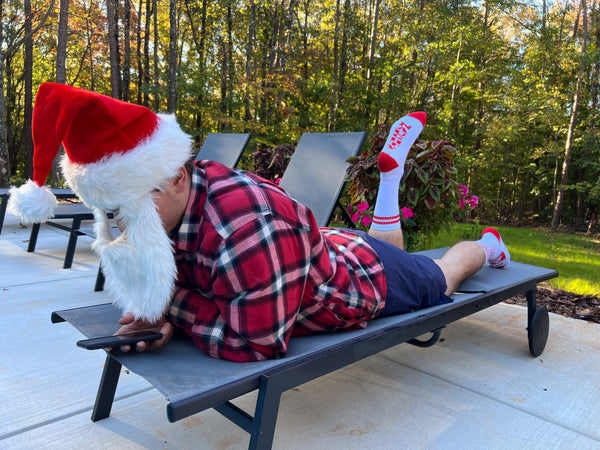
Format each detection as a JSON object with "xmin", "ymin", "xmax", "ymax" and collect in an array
[{"xmin": 371, "ymin": 112, "xmax": 427, "ymax": 231}]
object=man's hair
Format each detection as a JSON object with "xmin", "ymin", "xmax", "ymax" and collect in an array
[{"xmin": 184, "ymin": 158, "xmax": 195, "ymax": 176}]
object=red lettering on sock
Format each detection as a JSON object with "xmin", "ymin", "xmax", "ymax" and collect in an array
[{"xmin": 387, "ymin": 121, "xmax": 412, "ymax": 150}]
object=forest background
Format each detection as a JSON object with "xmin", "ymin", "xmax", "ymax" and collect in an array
[{"xmin": 0, "ymin": 0, "xmax": 599, "ymax": 233}]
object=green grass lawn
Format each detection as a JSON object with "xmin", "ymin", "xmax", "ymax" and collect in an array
[{"xmin": 429, "ymin": 224, "xmax": 600, "ymax": 296}]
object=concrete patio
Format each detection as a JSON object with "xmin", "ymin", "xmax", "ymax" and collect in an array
[{"xmin": 1, "ymin": 211, "xmax": 599, "ymax": 449}]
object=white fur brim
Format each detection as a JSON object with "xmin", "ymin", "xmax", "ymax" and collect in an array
[{"xmin": 7, "ymin": 180, "xmax": 57, "ymax": 223}]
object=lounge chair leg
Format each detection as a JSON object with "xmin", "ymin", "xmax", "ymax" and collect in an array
[
  {"xmin": 91, "ymin": 354, "xmax": 122, "ymax": 422},
  {"xmin": 63, "ymin": 218, "xmax": 82, "ymax": 269},
  {"xmin": 94, "ymin": 266, "xmax": 105, "ymax": 292},
  {"xmin": 408, "ymin": 327, "xmax": 444, "ymax": 347},
  {"xmin": 0, "ymin": 193, "xmax": 7, "ymax": 234},
  {"xmin": 249, "ymin": 374, "xmax": 283, "ymax": 450},
  {"xmin": 526, "ymin": 288, "xmax": 549, "ymax": 357},
  {"xmin": 27, "ymin": 223, "xmax": 40, "ymax": 252}
]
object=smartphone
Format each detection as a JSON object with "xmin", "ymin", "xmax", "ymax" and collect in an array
[{"xmin": 76, "ymin": 330, "xmax": 163, "ymax": 350}]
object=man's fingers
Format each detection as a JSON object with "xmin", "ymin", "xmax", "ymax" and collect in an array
[
  {"xmin": 118, "ymin": 312, "xmax": 135, "ymax": 325},
  {"xmin": 136, "ymin": 323, "xmax": 173, "ymax": 352}
]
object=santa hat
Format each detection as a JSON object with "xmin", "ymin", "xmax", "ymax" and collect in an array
[{"xmin": 8, "ymin": 82, "xmax": 193, "ymax": 322}]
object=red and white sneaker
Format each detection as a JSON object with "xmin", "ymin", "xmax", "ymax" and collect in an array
[{"xmin": 478, "ymin": 227, "xmax": 510, "ymax": 268}]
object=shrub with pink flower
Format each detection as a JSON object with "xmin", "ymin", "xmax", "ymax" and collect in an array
[
  {"xmin": 458, "ymin": 185, "xmax": 478, "ymax": 211},
  {"xmin": 347, "ymin": 203, "xmax": 373, "ymax": 229},
  {"xmin": 401, "ymin": 207, "xmax": 414, "ymax": 219}
]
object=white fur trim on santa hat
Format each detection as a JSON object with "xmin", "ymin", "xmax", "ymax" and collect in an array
[
  {"xmin": 7, "ymin": 180, "xmax": 58, "ymax": 223},
  {"xmin": 61, "ymin": 113, "xmax": 192, "ymax": 211}
]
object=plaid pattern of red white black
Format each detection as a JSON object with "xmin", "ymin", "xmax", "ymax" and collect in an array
[{"xmin": 166, "ymin": 160, "xmax": 387, "ymax": 362}]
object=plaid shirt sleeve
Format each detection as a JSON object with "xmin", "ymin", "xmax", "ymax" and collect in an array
[{"xmin": 168, "ymin": 183, "xmax": 316, "ymax": 362}]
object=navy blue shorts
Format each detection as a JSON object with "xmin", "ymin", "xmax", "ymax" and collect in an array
[{"xmin": 353, "ymin": 230, "xmax": 453, "ymax": 317}]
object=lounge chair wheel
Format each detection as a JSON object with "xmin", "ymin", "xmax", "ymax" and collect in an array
[{"xmin": 528, "ymin": 306, "xmax": 549, "ymax": 357}]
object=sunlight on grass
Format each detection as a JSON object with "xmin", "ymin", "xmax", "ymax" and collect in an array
[{"xmin": 429, "ymin": 223, "xmax": 600, "ymax": 296}]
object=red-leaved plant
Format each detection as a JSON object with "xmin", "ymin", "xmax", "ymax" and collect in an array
[{"xmin": 252, "ymin": 144, "xmax": 296, "ymax": 184}]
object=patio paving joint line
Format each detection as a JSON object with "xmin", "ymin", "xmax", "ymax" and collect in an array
[{"xmin": 0, "ymin": 386, "xmax": 155, "ymax": 441}]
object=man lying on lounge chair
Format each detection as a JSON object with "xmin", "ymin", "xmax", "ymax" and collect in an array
[{"xmin": 9, "ymin": 83, "xmax": 510, "ymax": 362}]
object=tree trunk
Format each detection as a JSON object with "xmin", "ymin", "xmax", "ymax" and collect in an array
[
  {"xmin": 183, "ymin": 0, "xmax": 207, "ymax": 142},
  {"xmin": 136, "ymin": 0, "xmax": 143, "ymax": 104},
  {"xmin": 338, "ymin": 0, "xmax": 351, "ymax": 109},
  {"xmin": 143, "ymin": 0, "xmax": 151, "ymax": 106},
  {"xmin": 244, "ymin": 0, "xmax": 256, "ymax": 123},
  {"xmin": 49, "ymin": 0, "xmax": 70, "ymax": 186},
  {"xmin": 226, "ymin": 2, "xmax": 234, "ymax": 120},
  {"xmin": 366, "ymin": 0, "xmax": 380, "ymax": 82},
  {"xmin": 123, "ymin": 0, "xmax": 132, "ymax": 101},
  {"xmin": 107, "ymin": 0, "xmax": 122, "ymax": 99},
  {"xmin": 56, "ymin": 0, "xmax": 69, "ymax": 84},
  {"xmin": 575, "ymin": 9, "xmax": 599, "ymax": 230},
  {"xmin": 473, "ymin": 2, "xmax": 489, "ymax": 153},
  {"xmin": 408, "ymin": 0, "xmax": 425, "ymax": 99},
  {"xmin": 219, "ymin": 36, "xmax": 228, "ymax": 122},
  {"xmin": 328, "ymin": 0, "xmax": 341, "ymax": 132},
  {"xmin": 153, "ymin": 0, "xmax": 159, "ymax": 110},
  {"xmin": 167, "ymin": 0, "xmax": 178, "ymax": 113},
  {"xmin": 260, "ymin": 6, "xmax": 277, "ymax": 126},
  {"xmin": 273, "ymin": 0, "xmax": 296, "ymax": 133},
  {"xmin": 551, "ymin": 0, "xmax": 588, "ymax": 231},
  {"xmin": 24, "ymin": 0, "xmax": 34, "ymax": 179}
]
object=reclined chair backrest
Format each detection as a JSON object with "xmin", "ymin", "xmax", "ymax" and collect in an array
[
  {"xmin": 195, "ymin": 133, "xmax": 250, "ymax": 168},
  {"xmin": 279, "ymin": 132, "xmax": 366, "ymax": 227}
]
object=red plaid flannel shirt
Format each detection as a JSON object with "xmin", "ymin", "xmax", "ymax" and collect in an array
[{"xmin": 166, "ymin": 161, "xmax": 386, "ymax": 361}]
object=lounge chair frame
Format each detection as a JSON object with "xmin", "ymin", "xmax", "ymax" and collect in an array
[{"xmin": 52, "ymin": 254, "xmax": 557, "ymax": 449}]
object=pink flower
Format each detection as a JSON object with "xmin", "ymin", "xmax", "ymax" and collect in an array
[
  {"xmin": 467, "ymin": 195, "xmax": 478, "ymax": 208},
  {"xmin": 459, "ymin": 185, "xmax": 469, "ymax": 197},
  {"xmin": 361, "ymin": 215, "xmax": 372, "ymax": 227},
  {"xmin": 351, "ymin": 213, "xmax": 360, "ymax": 223},
  {"xmin": 459, "ymin": 199, "xmax": 465, "ymax": 211},
  {"xmin": 357, "ymin": 202, "xmax": 369, "ymax": 213},
  {"xmin": 401, "ymin": 207, "xmax": 414, "ymax": 219}
]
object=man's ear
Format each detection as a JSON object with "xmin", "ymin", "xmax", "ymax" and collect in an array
[{"xmin": 172, "ymin": 167, "xmax": 189, "ymax": 193}]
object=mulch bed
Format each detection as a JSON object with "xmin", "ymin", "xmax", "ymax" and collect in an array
[{"xmin": 505, "ymin": 286, "xmax": 600, "ymax": 324}]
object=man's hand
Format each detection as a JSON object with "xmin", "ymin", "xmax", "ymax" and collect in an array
[{"xmin": 115, "ymin": 312, "xmax": 175, "ymax": 352}]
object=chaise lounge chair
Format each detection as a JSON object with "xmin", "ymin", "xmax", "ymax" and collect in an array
[{"xmin": 51, "ymin": 131, "xmax": 557, "ymax": 449}]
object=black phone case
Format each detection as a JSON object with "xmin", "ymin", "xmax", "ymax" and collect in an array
[{"xmin": 76, "ymin": 331, "xmax": 163, "ymax": 350}]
